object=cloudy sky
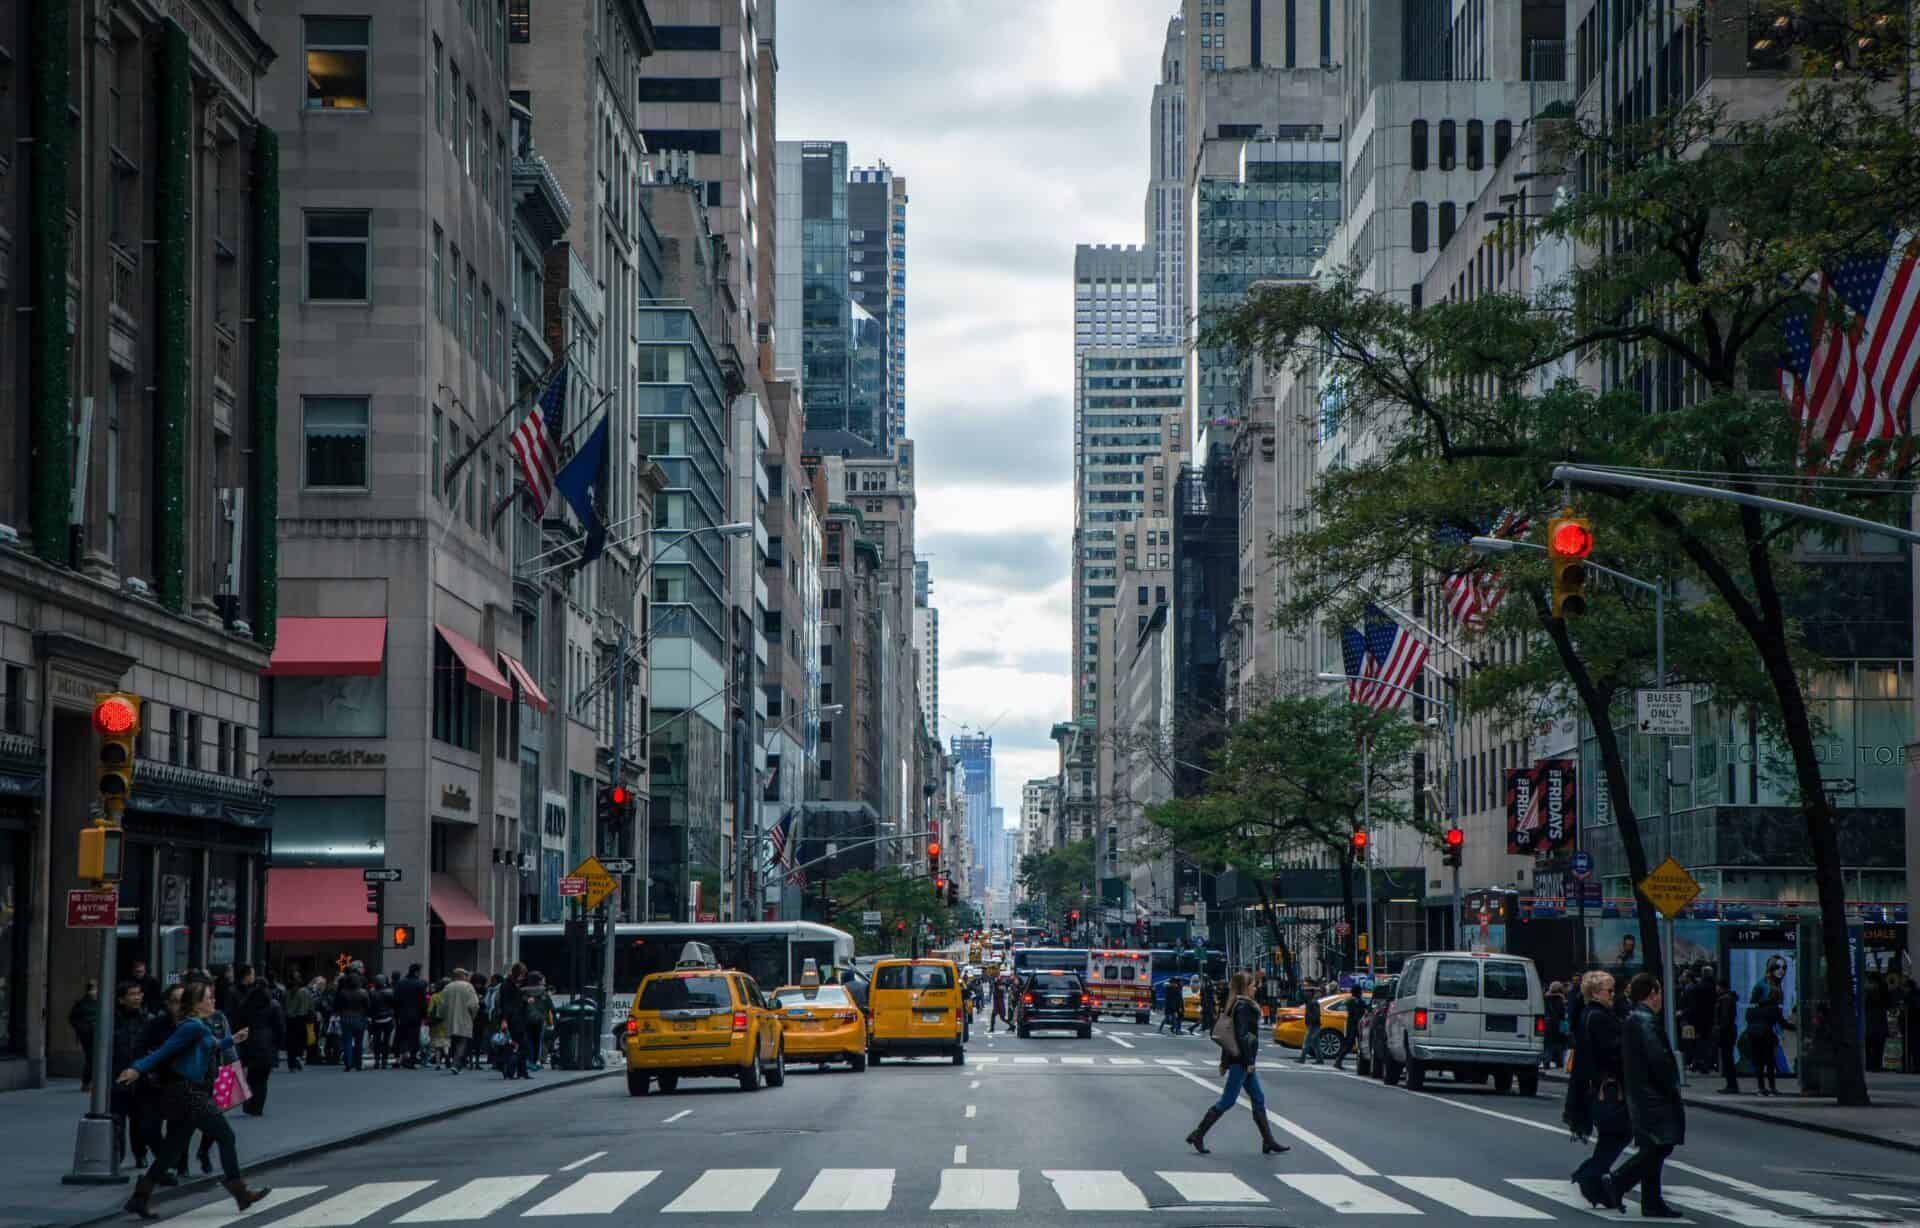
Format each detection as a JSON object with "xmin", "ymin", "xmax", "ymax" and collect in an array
[{"xmin": 780, "ymin": 2, "xmax": 1171, "ymax": 819}]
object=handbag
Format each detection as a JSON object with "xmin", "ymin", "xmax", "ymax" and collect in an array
[
  {"xmin": 1209, "ymin": 1011, "xmax": 1241, "ymax": 1061},
  {"xmin": 153, "ymin": 1072, "xmax": 210, "ymax": 1123},
  {"xmin": 210, "ymin": 1060, "xmax": 252, "ymax": 1113}
]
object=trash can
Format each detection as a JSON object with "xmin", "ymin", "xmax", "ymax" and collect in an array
[{"xmin": 553, "ymin": 1001, "xmax": 599, "ymax": 1071}]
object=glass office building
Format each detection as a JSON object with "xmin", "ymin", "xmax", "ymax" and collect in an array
[{"xmin": 799, "ymin": 142, "xmax": 853, "ymax": 437}]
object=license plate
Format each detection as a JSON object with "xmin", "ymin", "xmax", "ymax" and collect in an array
[
  {"xmin": 672, "ymin": 1021, "xmax": 696, "ymax": 1032},
  {"xmin": 789, "ymin": 1020, "xmax": 819, "ymax": 1030},
  {"xmin": 920, "ymin": 1012, "xmax": 941, "ymax": 1023},
  {"xmin": 1046, "ymin": 997, "xmax": 1064, "ymax": 1006},
  {"xmin": 1486, "ymin": 1015, "xmax": 1516, "ymax": 1033}
]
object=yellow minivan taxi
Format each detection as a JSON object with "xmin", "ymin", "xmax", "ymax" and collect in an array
[
  {"xmin": 868, "ymin": 957, "xmax": 965, "ymax": 1066},
  {"xmin": 623, "ymin": 945, "xmax": 786, "ymax": 1096}
]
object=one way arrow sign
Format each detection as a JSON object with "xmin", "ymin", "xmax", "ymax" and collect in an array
[{"xmin": 599, "ymin": 858, "xmax": 635, "ymax": 874}]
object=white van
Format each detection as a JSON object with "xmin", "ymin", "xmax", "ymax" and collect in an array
[{"xmin": 1381, "ymin": 951, "xmax": 1545, "ymax": 1095}]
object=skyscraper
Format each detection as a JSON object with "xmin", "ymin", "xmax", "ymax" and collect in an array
[
  {"xmin": 849, "ymin": 163, "xmax": 908, "ymax": 449},
  {"xmin": 950, "ymin": 734, "xmax": 994, "ymax": 904},
  {"xmin": 1146, "ymin": 16, "xmax": 1188, "ymax": 341},
  {"xmin": 791, "ymin": 142, "xmax": 861, "ymax": 443}
]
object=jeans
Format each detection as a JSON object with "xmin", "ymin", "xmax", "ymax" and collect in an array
[
  {"xmin": 1611, "ymin": 1141, "xmax": 1675, "ymax": 1207},
  {"xmin": 148, "ymin": 1112, "xmax": 239, "ymax": 1182},
  {"xmin": 340, "ymin": 1018, "xmax": 367, "ymax": 1070},
  {"xmin": 525, "ymin": 1023, "xmax": 544, "ymax": 1067},
  {"xmin": 369, "ymin": 1019, "xmax": 394, "ymax": 1067},
  {"xmin": 1297, "ymin": 1025, "xmax": 1321, "ymax": 1061},
  {"xmin": 1213, "ymin": 1064, "xmax": 1267, "ymax": 1113},
  {"xmin": 447, "ymin": 1035, "xmax": 470, "ymax": 1071}
]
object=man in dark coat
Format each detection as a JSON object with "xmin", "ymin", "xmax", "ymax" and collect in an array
[
  {"xmin": 1714, "ymin": 982, "xmax": 1741, "ymax": 1093},
  {"xmin": 496, "ymin": 963, "xmax": 529, "ymax": 1080},
  {"xmin": 393, "ymin": 964, "xmax": 429, "ymax": 1069},
  {"xmin": 1603, "ymin": 973, "xmax": 1685, "ymax": 1217},
  {"xmin": 1296, "ymin": 985, "xmax": 1323, "ymax": 1063},
  {"xmin": 231, "ymin": 980, "xmax": 283, "ymax": 1116}
]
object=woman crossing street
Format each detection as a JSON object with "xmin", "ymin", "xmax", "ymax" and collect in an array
[{"xmin": 1185, "ymin": 971, "xmax": 1288, "ymax": 1156}]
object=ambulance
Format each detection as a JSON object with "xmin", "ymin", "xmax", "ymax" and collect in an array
[{"xmin": 1085, "ymin": 949, "xmax": 1152, "ymax": 1023}]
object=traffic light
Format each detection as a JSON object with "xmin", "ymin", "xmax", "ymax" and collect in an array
[
  {"xmin": 597, "ymin": 783, "xmax": 634, "ymax": 830},
  {"xmin": 927, "ymin": 819, "xmax": 941, "ymax": 879},
  {"xmin": 1548, "ymin": 510, "xmax": 1593, "ymax": 619},
  {"xmin": 386, "ymin": 924, "xmax": 414, "ymax": 948},
  {"xmin": 1350, "ymin": 829, "xmax": 1370, "ymax": 855},
  {"xmin": 1068, "ymin": 909, "xmax": 1079, "ymax": 925},
  {"xmin": 1442, "ymin": 826, "xmax": 1464, "ymax": 867},
  {"xmin": 365, "ymin": 881, "xmax": 384, "ymax": 916},
  {"xmin": 93, "ymin": 692, "xmax": 141, "ymax": 818}
]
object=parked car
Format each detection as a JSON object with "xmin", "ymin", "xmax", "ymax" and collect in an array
[
  {"xmin": 1381, "ymin": 952, "xmax": 1544, "ymax": 1095},
  {"xmin": 1353, "ymin": 978, "xmax": 1398, "ymax": 1078},
  {"xmin": 1272, "ymin": 993, "xmax": 1358, "ymax": 1062}
]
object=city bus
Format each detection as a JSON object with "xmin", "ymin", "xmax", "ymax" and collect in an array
[
  {"xmin": 510, "ymin": 921, "xmax": 856, "ymax": 1000},
  {"xmin": 1010, "ymin": 946, "xmax": 1090, "ymax": 979},
  {"xmin": 1086, "ymin": 949, "xmax": 1153, "ymax": 1023},
  {"xmin": 1148, "ymin": 947, "xmax": 1227, "ymax": 1006}
]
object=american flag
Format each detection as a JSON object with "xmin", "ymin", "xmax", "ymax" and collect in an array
[
  {"xmin": 766, "ymin": 811, "xmax": 792, "ymax": 869},
  {"xmin": 508, "ymin": 366, "xmax": 568, "ymax": 517},
  {"xmin": 1779, "ymin": 232, "xmax": 1920, "ymax": 467},
  {"xmin": 1362, "ymin": 605, "xmax": 1430, "ymax": 713},
  {"xmin": 1438, "ymin": 512, "xmax": 1531, "ymax": 630},
  {"xmin": 1340, "ymin": 625, "xmax": 1375, "ymax": 704}
]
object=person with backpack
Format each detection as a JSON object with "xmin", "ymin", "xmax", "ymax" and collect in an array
[
  {"xmin": 1297, "ymin": 983, "xmax": 1324, "ymax": 1063},
  {"xmin": 1185, "ymin": 971, "xmax": 1288, "ymax": 1156},
  {"xmin": 522, "ymin": 973, "xmax": 554, "ymax": 1072}
]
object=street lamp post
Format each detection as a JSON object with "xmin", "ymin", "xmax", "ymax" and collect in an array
[{"xmin": 1469, "ymin": 534, "xmax": 1680, "ymax": 1079}]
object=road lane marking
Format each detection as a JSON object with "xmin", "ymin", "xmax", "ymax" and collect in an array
[
  {"xmin": 1107, "ymin": 1056, "xmax": 1145, "ymax": 1065},
  {"xmin": 1507, "ymin": 1179, "xmax": 1693, "ymax": 1222},
  {"xmin": 1164, "ymin": 1065, "xmax": 1375, "ymax": 1175},
  {"xmin": 167, "ymin": 1187, "xmax": 326, "ymax": 1228},
  {"xmin": 1107, "ymin": 1034, "xmax": 1136, "ymax": 1049},
  {"xmin": 953, "ymin": 1145, "xmax": 967, "ymax": 1165},
  {"xmin": 1283, "ymin": 1174, "xmax": 1421, "ymax": 1215},
  {"xmin": 662, "ymin": 1109, "xmax": 692, "ymax": 1123},
  {"xmin": 1665, "ymin": 1185, "xmax": 1817, "ymax": 1228},
  {"xmin": 395, "ymin": 1177, "xmax": 545, "ymax": 1222},
  {"xmin": 793, "ymin": 1169, "xmax": 894, "ymax": 1212},
  {"xmin": 969, "ymin": 1079, "xmax": 981, "ymax": 1088},
  {"xmin": 1060, "ymin": 1055, "xmax": 1095, "ymax": 1064},
  {"xmin": 930, "ymin": 1169, "xmax": 1019, "ymax": 1211},
  {"xmin": 662, "ymin": 1170, "xmax": 779, "ymax": 1214},
  {"xmin": 278, "ymin": 1183, "xmax": 434, "ymax": 1227},
  {"xmin": 1156, "ymin": 1171, "xmax": 1268, "ymax": 1204},
  {"xmin": 971, "ymin": 1055, "xmax": 1000, "ymax": 1062},
  {"xmin": 523, "ymin": 1173, "xmax": 659, "ymax": 1216},
  {"xmin": 1014, "ymin": 1056, "xmax": 1048, "ymax": 1064},
  {"xmin": 1390, "ymin": 1177, "xmax": 1550, "ymax": 1218},
  {"xmin": 1663, "ymin": 1164, "xmax": 1894, "ymax": 1221},
  {"xmin": 557, "ymin": 1153, "xmax": 605, "ymax": 1174},
  {"xmin": 965, "ymin": 1104, "xmax": 977, "ymax": 1117},
  {"xmin": 1045, "ymin": 1170, "xmax": 1149, "ymax": 1211}
]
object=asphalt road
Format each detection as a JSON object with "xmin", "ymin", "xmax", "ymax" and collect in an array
[{"xmin": 136, "ymin": 1018, "xmax": 1920, "ymax": 1227}]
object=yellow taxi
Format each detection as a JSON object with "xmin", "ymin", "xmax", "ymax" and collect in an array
[
  {"xmin": 771, "ymin": 971, "xmax": 869, "ymax": 1072},
  {"xmin": 867, "ymin": 957, "xmax": 965, "ymax": 1066},
  {"xmin": 1273, "ymin": 991, "xmax": 1362, "ymax": 1061},
  {"xmin": 623, "ymin": 942, "xmax": 786, "ymax": 1095}
]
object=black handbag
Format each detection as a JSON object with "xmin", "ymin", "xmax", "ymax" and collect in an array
[{"xmin": 152, "ymin": 1070, "xmax": 211, "ymax": 1123}]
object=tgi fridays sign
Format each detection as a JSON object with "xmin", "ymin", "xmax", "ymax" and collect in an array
[{"xmin": 1506, "ymin": 759, "xmax": 1576, "ymax": 856}]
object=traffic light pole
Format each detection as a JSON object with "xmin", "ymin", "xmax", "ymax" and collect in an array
[{"xmin": 1362, "ymin": 735, "xmax": 1374, "ymax": 979}]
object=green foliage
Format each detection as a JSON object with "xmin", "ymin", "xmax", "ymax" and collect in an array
[
  {"xmin": 820, "ymin": 867, "xmax": 957, "ymax": 955},
  {"xmin": 1017, "ymin": 839, "xmax": 1094, "ymax": 918}
]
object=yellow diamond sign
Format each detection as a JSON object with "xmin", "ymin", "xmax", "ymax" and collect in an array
[
  {"xmin": 570, "ymin": 856, "xmax": 619, "ymax": 911},
  {"xmin": 1637, "ymin": 856, "xmax": 1701, "ymax": 919}
]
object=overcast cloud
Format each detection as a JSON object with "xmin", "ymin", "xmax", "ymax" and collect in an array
[{"xmin": 780, "ymin": 2, "xmax": 1166, "ymax": 816}]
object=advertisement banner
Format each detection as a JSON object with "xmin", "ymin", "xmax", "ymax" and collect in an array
[
  {"xmin": 1506, "ymin": 760, "xmax": 1576, "ymax": 855},
  {"xmin": 1505, "ymin": 767, "xmax": 1538, "ymax": 855}
]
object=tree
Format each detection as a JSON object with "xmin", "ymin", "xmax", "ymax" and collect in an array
[
  {"xmin": 1209, "ymin": 63, "xmax": 1920, "ymax": 1103},
  {"xmin": 1017, "ymin": 839, "xmax": 1095, "ymax": 922},
  {"xmin": 819, "ymin": 867, "xmax": 956, "ymax": 955}
]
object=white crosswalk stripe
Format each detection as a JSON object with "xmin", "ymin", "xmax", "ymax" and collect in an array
[
  {"xmin": 1507, "ymin": 1179, "xmax": 1695, "ymax": 1222},
  {"xmin": 1156, "ymin": 1171, "xmax": 1269, "ymax": 1204},
  {"xmin": 1282, "ymin": 1174, "xmax": 1423, "ymax": 1214},
  {"xmin": 276, "ymin": 1182, "xmax": 435, "ymax": 1228},
  {"xmin": 661, "ymin": 1169, "xmax": 779, "ymax": 1214},
  {"xmin": 395, "ymin": 1178, "xmax": 545, "ymax": 1223},
  {"xmin": 1043, "ymin": 1170, "xmax": 1149, "ymax": 1211},
  {"xmin": 167, "ymin": 1187, "xmax": 327, "ymax": 1228},
  {"xmin": 793, "ymin": 1168, "xmax": 894, "ymax": 1212},
  {"xmin": 1391, "ymin": 1177, "xmax": 1552, "ymax": 1219},
  {"xmin": 1666, "ymin": 1164, "xmax": 1894, "ymax": 1221},
  {"xmin": 522, "ymin": 1172, "xmax": 659, "ymax": 1217},
  {"xmin": 930, "ymin": 1168, "xmax": 1020, "ymax": 1210},
  {"xmin": 1664, "ymin": 1187, "xmax": 1817, "ymax": 1228}
]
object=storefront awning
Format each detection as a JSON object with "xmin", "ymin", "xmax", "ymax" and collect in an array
[
  {"xmin": 497, "ymin": 653, "xmax": 551, "ymax": 714},
  {"xmin": 263, "ymin": 868, "xmax": 378, "ymax": 943},
  {"xmin": 431, "ymin": 872, "xmax": 494, "ymax": 940},
  {"xmin": 262, "ymin": 617, "xmax": 387, "ymax": 677},
  {"xmin": 434, "ymin": 624, "xmax": 513, "ymax": 701}
]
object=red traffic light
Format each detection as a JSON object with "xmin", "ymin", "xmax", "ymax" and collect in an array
[
  {"xmin": 609, "ymin": 785, "xmax": 631, "ymax": 806},
  {"xmin": 927, "ymin": 841, "xmax": 941, "ymax": 858},
  {"xmin": 895, "ymin": 920, "xmax": 906, "ymax": 933},
  {"xmin": 94, "ymin": 696, "xmax": 139, "ymax": 736},
  {"xmin": 1443, "ymin": 828, "xmax": 1464, "ymax": 849},
  {"xmin": 1550, "ymin": 519, "xmax": 1593, "ymax": 559},
  {"xmin": 1068, "ymin": 910, "xmax": 1079, "ymax": 923},
  {"xmin": 1350, "ymin": 830, "xmax": 1370, "ymax": 851},
  {"xmin": 935, "ymin": 876, "xmax": 947, "ymax": 891}
]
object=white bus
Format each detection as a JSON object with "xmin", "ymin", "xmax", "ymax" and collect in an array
[{"xmin": 510, "ymin": 921, "xmax": 856, "ymax": 1000}]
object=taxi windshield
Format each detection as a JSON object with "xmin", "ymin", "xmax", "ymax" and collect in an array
[
  {"xmin": 636, "ymin": 975, "xmax": 732, "ymax": 1011},
  {"xmin": 874, "ymin": 964, "xmax": 955, "ymax": 990},
  {"xmin": 773, "ymin": 986, "xmax": 852, "ymax": 1008}
]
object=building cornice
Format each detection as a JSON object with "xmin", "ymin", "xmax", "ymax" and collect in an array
[{"xmin": 513, "ymin": 153, "xmax": 573, "ymax": 247}]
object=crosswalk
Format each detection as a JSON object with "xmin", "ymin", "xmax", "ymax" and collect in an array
[{"xmin": 152, "ymin": 1169, "xmax": 1916, "ymax": 1222}]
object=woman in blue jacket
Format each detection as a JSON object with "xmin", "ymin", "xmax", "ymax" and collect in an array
[{"xmin": 116, "ymin": 981, "xmax": 270, "ymax": 1219}]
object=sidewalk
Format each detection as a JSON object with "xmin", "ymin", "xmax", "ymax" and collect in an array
[
  {"xmin": 0, "ymin": 1059, "xmax": 620, "ymax": 1228},
  {"xmin": 1542, "ymin": 1066, "xmax": 1920, "ymax": 1154}
]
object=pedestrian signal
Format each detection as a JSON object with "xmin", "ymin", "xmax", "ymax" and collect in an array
[
  {"xmin": 387, "ymin": 924, "xmax": 414, "ymax": 948},
  {"xmin": 1548, "ymin": 510, "xmax": 1593, "ymax": 619}
]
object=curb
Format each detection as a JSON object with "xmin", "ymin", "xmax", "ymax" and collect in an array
[
  {"xmin": 42, "ymin": 1066, "xmax": 622, "ymax": 1228},
  {"xmin": 1537, "ymin": 1070, "xmax": 1920, "ymax": 1156}
]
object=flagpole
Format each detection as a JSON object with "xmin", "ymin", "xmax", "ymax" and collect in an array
[{"xmin": 442, "ymin": 337, "xmax": 580, "ymax": 496}]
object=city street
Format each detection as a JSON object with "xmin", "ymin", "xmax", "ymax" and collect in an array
[{"xmin": 130, "ymin": 1020, "xmax": 1920, "ymax": 1227}]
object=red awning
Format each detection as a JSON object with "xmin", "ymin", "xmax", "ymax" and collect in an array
[
  {"xmin": 263, "ymin": 868, "xmax": 378, "ymax": 943},
  {"xmin": 430, "ymin": 872, "xmax": 494, "ymax": 940},
  {"xmin": 435, "ymin": 624, "xmax": 513, "ymax": 701},
  {"xmin": 497, "ymin": 653, "xmax": 551, "ymax": 714},
  {"xmin": 262, "ymin": 618, "xmax": 387, "ymax": 677}
]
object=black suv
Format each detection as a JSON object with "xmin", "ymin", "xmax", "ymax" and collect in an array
[{"xmin": 1015, "ymin": 972, "xmax": 1093, "ymax": 1038}]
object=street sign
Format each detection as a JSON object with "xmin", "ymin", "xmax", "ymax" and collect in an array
[
  {"xmin": 1570, "ymin": 850, "xmax": 1594, "ymax": 880},
  {"xmin": 599, "ymin": 858, "xmax": 635, "ymax": 874},
  {"xmin": 1637, "ymin": 856, "xmax": 1702, "ymax": 918},
  {"xmin": 362, "ymin": 867, "xmax": 403, "ymax": 883},
  {"xmin": 862, "ymin": 910, "xmax": 882, "ymax": 928},
  {"xmin": 557, "ymin": 877, "xmax": 587, "ymax": 897},
  {"xmin": 1635, "ymin": 689, "xmax": 1692, "ymax": 737},
  {"xmin": 569, "ymin": 856, "xmax": 619, "ymax": 910},
  {"xmin": 66, "ymin": 888, "xmax": 118, "ymax": 928}
]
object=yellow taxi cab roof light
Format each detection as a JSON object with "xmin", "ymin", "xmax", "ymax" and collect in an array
[{"xmin": 674, "ymin": 940, "xmax": 720, "ymax": 969}]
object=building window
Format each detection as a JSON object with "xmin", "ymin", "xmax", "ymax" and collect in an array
[
  {"xmin": 1494, "ymin": 119, "xmax": 1513, "ymax": 164},
  {"xmin": 1438, "ymin": 201, "xmax": 1457, "ymax": 248},
  {"xmin": 304, "ymin": 210, "xmax": 371, "ymax": 301},
  {"xmin": 431, "ymin": 225, "xmax": 443, "ymax": 319},
  {"xmin": 303, "ymin": 396, "xmax": 370, "ymax": 488},
  {"xmin": 169, "ymin": 708, "xmax": 185, "ymax": 766},
  {"xmin": 432, "ymin": 408, "xmax": 443, "ymax": 499},
  {"xmin": 509, "ymin": 0, "xmax": 530, "ymax": 42},
  {"xmin": 448, "ymin": 63, "xmax": 461, "ymax": 154},
  {"xmin": 1409, "ymin": 120, "xmax": 1428, "ymax": 171},
  {"xmin": 432, "ymin": 634, "xmax": 477, "ymax": 750},
  {"xmin": 1411, "ymin": 201, "xmax": 1429, "ymax": 253},
  {"xmin": 1438, "ymin": 120, "xmax": 1456, "ymax": 171},
  {"xmin": 820, "ymin": 683, "xmax": 833, "ymax": 705},
  {"xmin": 1466, "ymin": 119, "xmax": 1484, "ymax": 171},
  {"xmin": 448, "ymin": 243, "xmax": 461, "ymax": 335},
  {"xmin": 304, "ymin": 16, "xmax": 369, "ymax": 110}
]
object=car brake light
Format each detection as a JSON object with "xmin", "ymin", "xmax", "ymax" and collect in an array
[
  {"xmin": 731, "ymin": 1011, "xmax": 749, "ymax": 1032},
  {"xmin": 625, "ymin": 1019, "xmax": 638, "ymax": 1035},
  {"xmin": 1413, "ymin": 1008, "xmax": 1428, "ymax": 1030},
  {"xmin": 1021, "ymin": 993, "xmax": 1034, "ymax": 1005},
  {"xmin": 1535, "ymin": 1015, "xmax": 1546, "ymax": 1035},
  {"xmin": 1081, "ymin": 994, "xmax": 1092, "ymax": 1006}
]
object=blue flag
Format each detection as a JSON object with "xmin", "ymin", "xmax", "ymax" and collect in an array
[{"xmin": 554, "ymin": 413, "xmax": 610, "ymax": 563}]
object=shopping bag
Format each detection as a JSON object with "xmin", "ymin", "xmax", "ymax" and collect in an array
[
  {"xmin": 210, "ymin": 1060, "xmax": 252, "ymax": 1113},
  {"xmin": 1209, "ymin": 1012, "xmax": 1240, "ymax": 1061}
]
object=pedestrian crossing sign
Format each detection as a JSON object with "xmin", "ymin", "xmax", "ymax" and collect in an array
[
  {"xmin": 1636, "ymin": 856, "xmax": 1701, "ymax": 918},
  {"xmin": 570, "ymin": 855, "xmax": 619, "ymax": 910}
]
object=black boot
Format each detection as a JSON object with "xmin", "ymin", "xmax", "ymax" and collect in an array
[
  {"xmin": 1253, "ymin": 1108, "xmax": 1290, "ymax": 1154},
  {"xmin": 1185, "ymin": 1106, "xmax": 1225, "ymax": 1154},
  {"xmin": 223, "ymin": 1179, "xmax": 271, "ymax": 1212},
  {"xmin": 124, "ymin": 1177, "xmax": 159, "ymax": 1221}
]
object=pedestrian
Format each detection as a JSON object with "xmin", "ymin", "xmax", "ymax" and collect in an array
[
  {"xmin": 495, "ymin": 963, "xmax": 529, "ymax": 1079},
  {"xmin": 283, "ymin": 976, "xmax": 314, "ymax": 1072},
  {"xmin": 1685, "ymin": 970, "xmax": 1718, "ymax": 1073},
  {"xmin": 134, "ymin": 985, "xmax": 188, "ymax": 1184},
  {"xmin": 1601, "ymin": 972, "xmax": 1685, "ymax": 1218},
  {"xmin": 1714, "ymin": 980, "xmax": 1741, "ymax": 1094},
  {"xmin": 522, "ymin": 973, "xmax": 554, "ymax": 1072},
  {"xmin": 989, "ymin": 976, "xmax": 1006, "ymax": 1033},
  {"xmin": 70, "ymin": 979, "xmax": 101, "ymax": 1092},
  {"xmin": 367, "ymin": 975, "xmax": 396, "ymax": 1070},
  {"xmin": 315, "ymin": 975, "xmax": 339, "ymax": 1065},
  {"xmin": 332, "ymin": 969, "xmax": 370, "ymax": 1072},
  {"xmin": 470, "ymin": 971, "xmax": 492, "ymax": 1069},
  {"xmin": 1567, "ymin": 971, "xmax": 1630, "ymax": 1208},
  {"xmin": 1544, "ymin": 982, "xmax": 1570, "ymax": 1070},
  {"xmin": 439, "ymin": 969, "xmax": 480, "ymax": 1074},
  {"xmin": 1743, "ymin": 983, "xmax": 1786, "ymax": 1096},
  {"xmin": 231, "ymin": 976, "xmax": 282, "ymax": 1116},
  {"xmin": 1185, "ymin": 970, "xmax": 1288, "ymax": 1155},
  {"xmin": 1197, "ymin": 972, "xmax": 1218, "ymax": 1036},
  {"xmin": 110, "ymin": 981, "xmax": 150, "ymax": 1168},
  {"xmin": 427, "ymin": 981, "xmax": 451, "ymax": 1069},
  {"xmin": 1297, "ymin": 983, "xmax": 1323, "ymax": 1063},
  {"xmin": 117, "ymin": 980, "xmax": 270, "ymax": 1220},
  {"xmin": 192, "ymin": 981, "xmax": 238, "ymax": 1176},
  {"xmin": 1160, "ymin": 978, "xmax": 1184, "ymax": 1035},
  {"xmin": 393, "ymin": 963, "xmax": 429, "ymax": 1069},
  {"xmin": 1332, "ymin": 983, "xmax": 1365, "ymax": 1070},
  {"xmin": 1863, "ymin": 972, "xmax": 1889, "ymax": 1072},
  {"xmin": 127, "ymin": 961, "xmax": 162, "ymax": 1010}
]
